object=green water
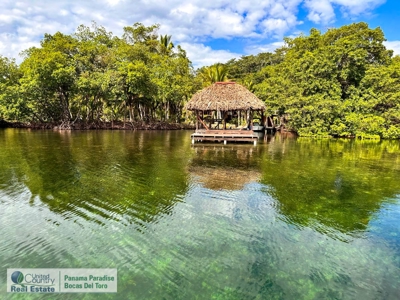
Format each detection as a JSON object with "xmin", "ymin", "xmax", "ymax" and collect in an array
[{"xmin": 1, "ymin": 129, "xmax": 400, "ymax": 299}]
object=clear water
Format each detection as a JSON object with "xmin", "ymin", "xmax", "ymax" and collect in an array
[{"xmin": 0, "ymin": 129, "xmax": 399, "ymax": 299}]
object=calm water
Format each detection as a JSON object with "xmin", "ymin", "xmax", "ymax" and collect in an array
[{"xmin": 1, "ymin": 129, "xmax": 400, "ymax": 299}]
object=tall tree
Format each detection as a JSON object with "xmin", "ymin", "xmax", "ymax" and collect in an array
[
  {"xmin": 0, "ymin": 56, "xmax": 23, "ymax": 121},
  {"xmin": 19, "ymin": 32, "xmax": 79, "ymax": 126},
  {"xmin": 254, "ymin": 22, "xmax": 393, "ymax": 138},
  {"xmin": 157, "ymin": 34, "xmax": 174, "ymax": 55}
]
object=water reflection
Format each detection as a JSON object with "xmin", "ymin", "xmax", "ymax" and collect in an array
[
  {"xmin": 190, "ymin": 145, "xmax": 262, "ymax": 190},
  {"xmin": 260, "ymin": 136, "xmax": 400, "ymax": 234},
  {"xmin": 189, "ymin": 138, "xmax": 400, "ymax": 237},
  {"xmin": 1, "ymin": 129, "xmax": 400, "ymax": 299},
  {"xmin": 0, "ymin": 130, "xmax": 191, "ymax": 227},
  {"xmin": 4, "ymin": 129, "xmax": 398, "ymax": 236},
  {"xmin": 184, "ymin": 139, "xmax": 400, "ymax": 299}
]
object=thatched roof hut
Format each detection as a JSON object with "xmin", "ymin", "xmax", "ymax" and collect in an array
[{"xmin": 186, "ymin": 82, "xmax": 265, "ymax": 112}]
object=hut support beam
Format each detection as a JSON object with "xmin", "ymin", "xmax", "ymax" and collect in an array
[
  {"xmin": 196, "ymin": 113, "xmax": 198, "ymax": 130},
  {"xmin": 197, "ymin": 115, "xmax": 209, "ymax": 130},
  {"xmin": 261, "ymin": 111, "xmax": 265, "ymax": 127},
  {"xmin": 223, "ymin": 111, "xmax": 227, "ymax": 130}
]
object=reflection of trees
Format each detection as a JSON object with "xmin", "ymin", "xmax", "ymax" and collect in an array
[
  {"xmin": 260, "ymin": 136, "xmax": 400, "ymax": 234},
  {"xmin": 0, "ymin": 130, "xmax": 191, "ymax": 226},
  {"xmin": 189, "ymin": 138, "xmax": 400, "ymax": 235},
  {"xmin": 190, "ymin": 145, "xmax": 262, "ymax": 190},
  {"xmin": 2, "ymin": 129, "xmax": 400, "ymax": 235}
]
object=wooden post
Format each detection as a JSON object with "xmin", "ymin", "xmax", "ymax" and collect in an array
[
  {"xmin": 261, "ymin": 111, "xmax": 265, "ymax": 127},
  {"xmin": 223, "ymin": 111, "xmax": 227, "ymax": 130},
  {"xmin": 196, "ymin": 111, "xmax": 199, "ymax": 131}
]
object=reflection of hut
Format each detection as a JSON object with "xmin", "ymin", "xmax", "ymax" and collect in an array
[
  {"xmin": 190, "ymin": 166, "xmax": 261, "ymax": 191},
  {"xmin": 185, "ymin": 82, "xmax": 266, "ymax": 145},
  {"xmin": 190, "ymin": 145, "xmax": 262, "ymax": 190}
]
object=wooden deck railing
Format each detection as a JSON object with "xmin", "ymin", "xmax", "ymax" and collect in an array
[{"xmin": 191, "ymin": 129, "xmax": 258, "ymax": 145}]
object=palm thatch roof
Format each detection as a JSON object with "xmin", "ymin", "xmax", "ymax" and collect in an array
[{"xmin": 186, "ymin": 82, "xmax": 265, "ymax": 111}]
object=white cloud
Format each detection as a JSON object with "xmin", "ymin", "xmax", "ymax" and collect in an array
[
  {"xmin": 384, "ymin": 41, "xmax": 400, "ymax": 56},
  {"xmin": 0, "ymin": 0, "xmax": 389, "ymax": 66},
  {"xmin": 0, "ymin": 33, "xmax": 38, "ymax": 58},
  {"xmin": 304, "ymin": 0, "xmax": 386, "ymax": 24},
  {"xmin": 245, "ymin": 42, "xmax": 285, "ymax": 55},
  {"xmin": 332, "ymin": 0, "xmax": 386, "ymax": 15},
  {"xmin": 180, "ymin": 42, "xmax": 240, "ymax": 68},
  {"xmin": 304, "ymin": 0, "xmax": 335, "ymax": 24},
  {"xmin": 155, "ymin": 0, "xmax": 304, "ymax": 41},
  {"xmin": 106, "ymin": 0, "xmax": 124, "ymax": 6},
  {"xmin": 0, "ymin": 0, "xmax": 304, "ymax": 66}
]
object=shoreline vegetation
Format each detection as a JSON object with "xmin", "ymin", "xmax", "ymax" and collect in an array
[
  {"xmin": 0, "ymin": 119, "xmax": 194, "ymax": 130},
  {"xmin": 0, "ymin": 22, "xmax": 400, "ymax": 138}
]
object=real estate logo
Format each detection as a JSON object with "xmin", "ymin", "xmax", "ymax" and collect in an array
[
  {"xmin": 7, "ymin": 268, "xmax": 117, "ymax": 293},
  {"xmin": 11, "ymin": 271, "xmax": 24, "ymax": 285},
  {"xmin": 8, "ymin": 269, "xmax": 57, "ymax": 293}
]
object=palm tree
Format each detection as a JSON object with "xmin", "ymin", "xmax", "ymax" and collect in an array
[
  {"xmin": 242, "ymin": 79, "xmax": 255, "ymax": 92},
  {"xmin": 158, "ymin": 34, "xmax": 174, "ymax": 55},
  {"xmin": 199, "ymin": 64, "xmax": 229, "ymax": 86}
]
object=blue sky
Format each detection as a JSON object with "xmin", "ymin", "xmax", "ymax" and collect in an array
[{"xmin": 0, "ymin": 0, "xmax": 399, "ymax": 68}]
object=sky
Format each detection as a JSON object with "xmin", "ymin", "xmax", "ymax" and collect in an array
[{"xmin": 0, "ymin": 0, "xmax": 400, "ymax": 68}]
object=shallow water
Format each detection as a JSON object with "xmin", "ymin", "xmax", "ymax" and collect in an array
[{"xmin": 0, "ymin": 129, "xmax": 399, "ymax": 299}]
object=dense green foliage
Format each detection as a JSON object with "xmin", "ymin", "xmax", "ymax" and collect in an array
[
  {"xmin": 0, "ymin": 22, "xmax": 399, "ymax": 138},
  {"xmin": 0, "ymin": 22, "xmax": 197, "ymax": 128},
  {"xmin": 224, "ymin": 23, "xmax": 400, "ymax": 139}
]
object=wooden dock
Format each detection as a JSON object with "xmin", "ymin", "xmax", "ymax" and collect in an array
[{"xmin": 191, "ymin": 130, "xmax": 258, "ymax": 145}]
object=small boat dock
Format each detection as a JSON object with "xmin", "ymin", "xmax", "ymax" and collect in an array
[{"xmin": 191, "ymin": 130, "xmax": 258, "ymax": 145}]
